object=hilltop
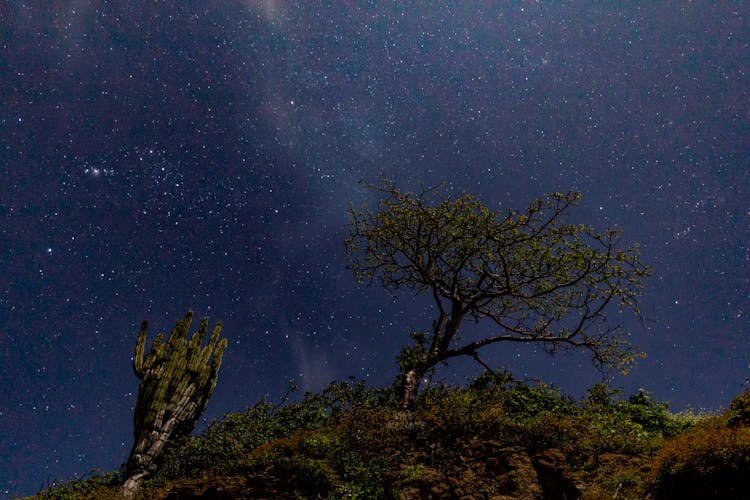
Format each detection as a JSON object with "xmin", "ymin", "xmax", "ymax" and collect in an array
[{"xmin": 25, "ymin": 374, "xmax": 750, "ymax": 499}]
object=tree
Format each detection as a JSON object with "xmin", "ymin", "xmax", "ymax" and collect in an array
[
  {"xmin": 346, "ymin": 179, "xmax": 649, "ymax": 409},
  {"xmin": 122, "ymin": 311, "xmax": 227, "ymax": 498}
]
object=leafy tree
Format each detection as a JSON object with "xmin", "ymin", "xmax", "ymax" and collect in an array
[
  {"xmin": 122, "ymin": 311, "xmax": 227, "ymax": 498},
  {"xmin": 346, "ymin": 178, "xmax": 649, "ymax": 409}
]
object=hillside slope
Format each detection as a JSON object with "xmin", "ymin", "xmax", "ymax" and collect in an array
[{"xmin": 26, "ymin": 376, "xmax": 750, "ymax": 499}]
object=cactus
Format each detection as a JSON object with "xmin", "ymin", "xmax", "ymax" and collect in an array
[{"xmin": 122, "ymin": 311, "xmax": 227, "ymax": 498}]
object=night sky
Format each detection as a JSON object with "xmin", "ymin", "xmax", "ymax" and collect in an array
[{"xmin": 2, "ymin": 2, "xmax": 748, "ymax": 497}]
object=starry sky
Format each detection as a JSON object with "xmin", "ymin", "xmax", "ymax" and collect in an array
[{"xmin": 1, "ymin": 1, "xmax": 748, "ymax": 497}]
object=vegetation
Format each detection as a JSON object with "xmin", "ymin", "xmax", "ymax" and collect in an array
[
  {"xmin": 647, "ymin": 391, "xmax": 750, "ymax": 498},
  {"xmin": 346, "ymin": 178, "xmax": 649, "ymax": 408},
  {"xmin": 123, "ymin": 311, "xmax": 227, "ymax": 497},
  {"xmin": 29, "ymin": 374, "xmax": 734, "ymax": 500},
  {"xmin": 24, "ymin": 184, "xmax": 750, "ymax": 499}
]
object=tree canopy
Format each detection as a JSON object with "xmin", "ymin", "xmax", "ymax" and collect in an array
[{"xmin": 346, "ymin": 178, "xmax": 650, "ymax": 407}]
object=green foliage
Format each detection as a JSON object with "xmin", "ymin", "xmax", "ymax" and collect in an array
[
  {"xmin": 727, "ymin": 389, "xmax": 750, "ymax": 427},
  {"xmin": 249, "ymin": 450, "xmax": 338, "ymax": 499},
  {"xmin": 347, "ymin": 178, "xmax": 650, "ymax": 408},
  {"xmin": 409, "ymin": 376, "xmax": 691, "ymax": 466},
  {"xmin": 155, "ymin": 401, "xmax": 278, "ymax": 478},
  {"xmin": 505, "ymin": 382, "xmax": 577, "ymax": 417},
  {"xmin": 155, "ymin": 378, "xmax": 391, "ymax": 480},
  {"xmin": 36, "ymin": 376, "xmax": 731, "ymax": 500},
  {"xmin": 164, "ymin": 375, "xmax": 645, "ymax": 497},
  {"xmin": 617, "ymin": 390, "xmax": 687, "ymax": 437},
  {"xmin": 396, "ymin": 331, "xmax": 429, "ymax": 372}
]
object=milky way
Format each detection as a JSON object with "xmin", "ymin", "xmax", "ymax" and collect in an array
[{"xmin": 1, "ymin": 2, "xmax": 748, "ymax": 497}]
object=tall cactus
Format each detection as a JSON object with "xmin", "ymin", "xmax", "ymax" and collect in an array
[{"xmin": 122, "ymin": 311, "xmax": 227, "ymax": 498}]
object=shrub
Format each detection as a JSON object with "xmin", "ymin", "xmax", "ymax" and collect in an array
[
  {"xmin": 156, "ymin": 400, "xmax": 283, "ymax": 478},
  {"xmin": 648, "ymin": 392, "xmax": 750, "ymax": 499},
  {"xmin": 727, "ymin": 390, "xmax": 750, "ymax": 427},
  {"xmin": 648, "ymin": 423, "xmax": 750, "ymax": 498},
  {"xmin": 616, "ymin": 390, "xmax": 687, "ymax": 437},
  {"xmin": 250, "ymin": 451, "xmax": 338, "ymax": 499},
  {"xmin": 156, "ymin": 379, "xmax": 390, "ymax": 479}
]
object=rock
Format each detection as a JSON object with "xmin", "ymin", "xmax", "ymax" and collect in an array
[
  {"xmin": 397, "ymin": 464, "xmax": 454, "ymax": 499},
  {"xmin": 534, "ymin": 449, "xmax": 584, "ymax": 499},
  {"xmin": 490, "ymin": 447, "xmax": 543, "ymax": 499}
]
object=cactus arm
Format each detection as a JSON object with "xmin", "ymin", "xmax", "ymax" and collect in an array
[{"xmin": 133, "ymin": 321, "xmax": 149, "ymax": 378}]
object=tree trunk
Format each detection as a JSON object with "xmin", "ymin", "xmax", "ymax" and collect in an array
[
  {"xmin": 120, "ymin": 473, "xmax": 147, "ymax": 499},
  {"xmin": 399, "ymin": 367, "xmax": 423, "ymax": 410},
  {"xmin": 122, "ymin": 419, "xmax": 174, "ymax": 497}
]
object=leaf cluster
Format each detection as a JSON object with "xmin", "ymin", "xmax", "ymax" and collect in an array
[{"xmin": 347, "ymin": 178, "xmax": 650, "ymax": 376}]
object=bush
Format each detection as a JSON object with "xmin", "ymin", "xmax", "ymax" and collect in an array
[
  {"xmin": 156, "ymin": 400, "xmax": 283, "ymax": 478},
  {"xmin": 156, "ymin": 378, "xmax": 390, "ymax": 479},
  {"xmin": 648, "ymin": 424, "xmax": 750, "ymax": 498},
  {"xmin": 727, "ymin": 390, "xmax": 750, "ymax": 427},
  {"xmin": 249, "ymin": 451, "xmax": 338, "ymax": 499},
  {"xmin": 648, "ymin": 392, "xmax": 750, "ymax": 499},
  {"xmin": 617, "ymin": 390, "xmax": 687, "ymax": 437}
]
